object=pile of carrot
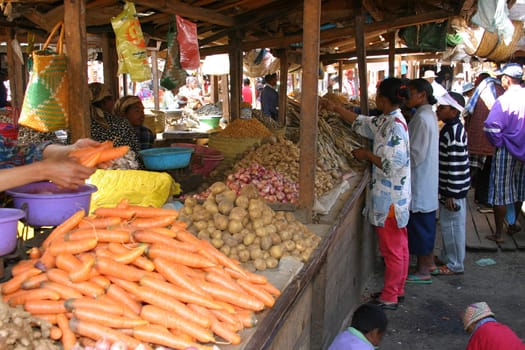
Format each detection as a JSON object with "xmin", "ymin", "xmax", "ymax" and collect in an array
[
  {"xmin": 69, "ymin": 140, "xmax": 130, "ymax": 167},
  {"xmin": 1, "ymin": 201, "xmax": 280, "ymax": 350}
]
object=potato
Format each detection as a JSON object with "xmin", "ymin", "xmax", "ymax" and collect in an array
[
  {"xmin": 228, "ymin": 220, "xmax": 243, "ymax": 234},
  {"xmin": 243, "ymin": 232, "xmax": 256, "ymax": 246},
  {"xmin": 193, "ymin": 220, "xmax": 207, "ymax": 231},
  {"xmin": 232, "ymin": 232, "xmax": 244, "ymax": 242},
  {"xmin": 239, "ymin": 184, "xmax": 259, "ymax": 199},
  {"xmin": 285, "ymin": 212, "xmax": 296, "ymax": 222},
  {"xmin": 210, "ymin": 182, "xmax": 228, "ymax": 194},
  {"xmin": 197, "ymin": 231, "xmax": 210, "ymax": 240},
  {"xmin": 203, "ymin": 201, "xmax": 219, "ymax": 214},
  {"xmin": 283, "ymin": 240, "xmax": 296, "ymax": 252},
  {"xmin": 255, "ymin": 227, "xmax": 267, "ymax": 237},
  {"xmin": 224, "ymin": 236, "xmax": 238, "ymax": 248},
  {"xmin": 235, "ymin": 195, "xmax": 249, "ymax": 209},
  {"xmin": 218, "ymin": 201, "xmax": 234, "ymax": 215},
  {"xmin": 220, "ymin": 245, "xmax": 231, "ymax": 256},
  {"xmin": 216, "ymin": 190, "xmax": 236, "ymax": 203},
  {"xmin": 249, "ymin": 208, "xmax": 262, "ymax": 220},
  {"xmin": 211, "ymin": 238, "xmax": 224, "ymax": 249},
  {"xmin": 249, "ymin": 247, "xmax": 263, "ymax": 260},
  {"xmin": 280, "ymin": 230, "xmax": 292, "ymax": 241},
  {"xmin": 293, "ymin": 233, "xmax": 304, "ymax": 242},
  {"xmin": 274, "ymin": 211, "xmax": 285, "ymax": 219},
  {"xmin": 269, "ymin": 245, "xmax": 283, "ymax": 259},
  {"xmin": 248, "ymin": 198, "xmax": 264, "ymax": 211},
  {"xmin": 184, "ymin": 197, "xmax": 198, "ymax": 207},
  {"xmin": 252, "ymin": 218, "xmax": 264, "ymax": 230},
  {"xmin": 303, "ymin": 237, "xmax": 314, "ymax": 248},
  {"xmin": 262, "ymin": 251, "xmax": 270, "ymax": 259},
  {"xmin": 260, "ymin": 236, "xmax": 273, "ymax": 250},
  {"xmin": 238, "ymin": 249, "xmax": 251, "ymax": 263},
  {"xmin": 181, "ymin": 206, "xmax": 193, "ymax": 216},
  {"xmin": 266, "ymin": 257, "xmax": 279, "ymax": 269},
  {"xmin": 211, "ymin": 230, "xmax": 223, "ymax": 240},
  {"xmin": 270, "ymin": 232, "xmax": 282, "ymax": 245},
  {"xmin": 261, "ymin": 209, "xmax": 274, "ymax": 225},
  {"xmin": 253, "ymin": 258, "xmax": 267, "ymax": 271},
  {"xmin": 229, "ymin": 207, "xmax": 247, "ymax": 221},
  {"xmin": 295, "ymin": 241, "xmax": 306, "ymax": 252},
  {"xmin": 265, "ymin": 224, "xmax": 277, "ymax": 235},
  {"xmin": 274, "ymin": 219, "xmax": 287, "ymax": 231},
  {"xmin": 213, "ymin": 213, "xmax": 229, "ymax": 231}
]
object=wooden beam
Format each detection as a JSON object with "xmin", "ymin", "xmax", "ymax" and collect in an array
[
  {"xmin": 65, "ymin": 0, "xmax": 90, "ymax": 141},
  {"xmin": 101, "ymin": 33, "xmax": 118, "ymax": 99},
  {"xmin": 298, "ymin": 0, "xmax": 321, "ymax": 221},
  {"xmin": 321, "ymin": 47, "xmax": 433, "ymax": 61},
  {"xmin": 134, "ymin": 0, "xmax": 234, "ymax": 27},
  {"xmin": 354, "ymin": 0, "xmax": 368, "ymax": 115},
  {"xmin": 229, "ymin": 31, "xmax": 242, "ymax": 120},
  {"xmin": 387, "ymin": 31, "xmax": 396, "ymax": 77},
  {"xmin": 277, "ymin": 49, "xmax": 288, "ymax": 127},
  {"xmin": 363, "ymin": 0, "xmax": 384, "ymax": 21}
]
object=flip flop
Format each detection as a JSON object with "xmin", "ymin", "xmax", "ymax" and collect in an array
[
  {"xmin": 430, "ymin": 266, "xmax": 440, "ymax": 276},
  {"xmin": 485, "ymin": 234, "xmax": 504, "ymax": 243},
  {"xmin": 405, "ymin": 274, "xmax": 432, "ymax": 284},
  {"xmin": 434, "ymin": 265, "xmax": 463, "ymax": 276}
]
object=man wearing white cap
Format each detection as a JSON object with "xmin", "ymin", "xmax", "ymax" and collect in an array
[
  {"xmin": 463, "ymin": 302, "xmax": 523, "ymax": 349},
  {"xmin": 483, "ymin": 63, "xmax": 525, "ymax": 243},
  {"xmin": 422, "ymin": 70, "xmax": 447, "ymax": 97},
  {"xmin": 451, "ymin": 72, "xmax": 465, "ymax": 94}
]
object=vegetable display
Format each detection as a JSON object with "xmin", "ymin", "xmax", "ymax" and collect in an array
[{"xmin": 1, "ymin": 202, "xmax": 279, "ymax": 349}]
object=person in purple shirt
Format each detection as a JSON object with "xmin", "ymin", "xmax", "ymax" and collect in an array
[
  {"xmin": 328, "ymin": 303, "xmax": 388, "ymax": 350},
  {"xmin": 483, "ymin": 63, "xmax": 525, "ymax": 243}
]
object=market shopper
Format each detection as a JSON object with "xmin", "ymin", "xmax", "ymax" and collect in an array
[
  {"xmin": 260, "ymin": 73, "xmax": 279, "ymax": 121},
  {"xmin": 328, "ymin": 303, "xmax": 388, "ymax": 350},
  {"xmin": 462, "ymin": 302, "xmax": 525, "ymax": 350},
  {"xmin": 434, "ymin": 92, "xmax": 470, "ymax": 275},
  {"xmin": 405, "ymin": 78, "xmax": 439, "ymax": 284},
  {"xmin": 242, "ymin": 78, "xmax": 253, "ymax": 105},
  {"xmin": 178, "ymin": 76, "xmax": 204, "ymax": 109},
  {"xmin": 483, "ymin": 63, "xmax": 525, "ymax": 242},
  {"xmin": 422, "ymin": 70, "xmax": 447, "ymax": 97},
  {"xmin": 322, "ymin": 78, "xmax": 411, "ymax": 309},
  {"xmin": 113, "ymin": 96, "xmax": 155, "ymax": 150},
  {"xmin": 0, "ymin": 135, "xmax": 98, "ymax": 192},
  {"xmin": 89, "ymin": 82, "xmax": 142, "ymax": 168}
]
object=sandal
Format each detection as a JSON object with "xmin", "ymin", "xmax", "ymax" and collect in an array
[
  {"xmin": 507, "ymin": 223, "xmax": 521, "ymax": 236},
  {"xmin": 405, "ymin": 274, "xmax": 432, "ymax": 284},
  {"xmin": 435, "ymin": 265, "xmax": 463, "ymax": 275},
  {"xmin": 370, "ymin": 291, "xmax": 405, "ymax": 303},
  {"xmin": 485, "ymin": 234, "xmax": 504, "ymax": 243}
]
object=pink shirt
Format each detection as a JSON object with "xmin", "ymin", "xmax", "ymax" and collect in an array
[{"xmin": 466, "ymin": 321, "xmax": 525, "ymax": 350}]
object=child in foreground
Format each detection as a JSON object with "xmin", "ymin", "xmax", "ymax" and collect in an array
[{"xmin": 328, "ymin": 303, "xmax": 388, "ymax": 350}]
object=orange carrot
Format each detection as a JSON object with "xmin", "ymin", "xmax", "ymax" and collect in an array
[
  {"xmin": 133, "ymin": 231, "xmax": 197, "ymax": 252},
  {"xmin": 198, "ymin": 240, "xmax": 246, "ymax": 277},
  {"xmin": 198, "ymin": 280, "xmax": 265, "ymax": 311},
  {"xmin": 106, "ymin": 283, "xmax": 142, "ymax": 315},
  {"xmin": 127, "ymin": 205, "xmax": 179, "ymax": 218},
  {"xmin": 24, "ymin": 300, "xmax": 67, "ymax": 314},
  {"xmin": 55, "ymin": 253, "xmax": 82, "ymax": 272},
  {"xmin": 140, "ymin": 276, "xmax": 224, "ymax": 311},
  {"xmin": 57, "ymin": 313, "xmax": 76, "ymax": 350},
  {"xmin": 78, "ymin": 216, "xmax": 122, "ymax": 229},
  {"xmin": 140, "ymin": 305, "xmax": 215, "ymax": 343},
  {"xmin": 172, "ymin": 228, "xmax": 200, "ymax": 244},
  {"xmin": 28, "ymin": 247, "xmax": 42, "ymax": 259},
  {"xmin": 21, "ymin": 273, "xmax": 48, "ymax": 290},
  {"xmin": 147, "ymin": 245, "xmax": 215, "ymax": 268},
  {"xmin": 80, "ymin": 152, "xmax": 101, "ymax": 167},
  {"xmin": 49, "ymin": 326, "xmax": 63, "ymax": 340},
  {"xmin": 189, "ymin": 304, "xmax": 241, "ymax": 345},
  {"xmin": 48, "ymin": 237, "xmax": 98, "ymax": 256},
  {"xmin": 41, "ymin": 281, "xmax": 83, "ymax": 299},
  {"xmin": 8, "ymin": 288, "xmax": 61, "ymax": 306},
  {"xmin": 65, "ymin": 297, "xmax": 126, "ymax": 316},
  {"xmin": 69, "ymin": 318, "xmax": 148, "ymax": 350},
  {"xmin": 107, "ymin": 243, "xmax": 147, "ymax": 264},
  {"xmin": 116, "ymin": 197, "xmax": 130, "ymax": 208},
  {"xmin": 224, "ymin": 266, "xmax": 268, "ymax": 284},
  {"xmin": 210, "ymin": 308, "xmax": 243, "ymax": 331},
  {"xmin": 1, "ymin": 267, "xmax": 42, "ymax": 294},
  {"xmin": 153, "ymin": 258, "xmax": 207, "ymax": 296},
  {"xmin": 95, "ymin": 256, "xmax": 147, "ymax": 281},
  {"xmin": 73, "ymin": 307, "xmax": 148, "ymax": 328},
  {"xmin": 68, "ymin": 254, "xmax": 95, "ymax": 282},
  {"xmin": 35, "ymin": 250, "xmax": 57, "ymax": 271},
  {"xmin": 97, "ymin": 294, "xmax": 139, "ymax": 319},
  {"xmin": 133, "ymin": 324, "xmax": 212, "ymax": 350},
  {"xmin": 260, "ymin": 281, "xmax": 282, "ymax": 296},
  {"xmin": 147, "ymin": 227, "xmax": 178, "ymax": 238},
  {"xmin": 35, "ymin": 313, "xmax": 58, "ymax": 324},
  {"xmin": 65, "ymin": 229, "xmax": 131, "ymax": 243},
  {"xmin": 106, "ymin": 243, "xmax": 154, "ymax": 271},
  {"xmin": 42, "ymin": 209, "xmax": 85, "ymax": 249},
  {"xmin": 97, "ymin": 145, "xmax": 130, "ymax": 163},
  {"xmin": 11, "ymin": 259, "xmax": 37, "ymax": 276},
  {"xmin": 237, "ymin": 278, "xmax": 275, "ymax": 307},
  {"xmin": 89, "ymin": 275, "xmax": 111, "ymax": 290},
  {"xmin": 130, "ymin": 216, "xmax": 176, "ymax": 229},
  {"xmin": 46, "ymin": 268, "xmax": 104, "ymax": 298},
  {"xmin": 205, "ymin": 271, "xmax": 245, "ymax": 294},
  {"xmin": 233, "ymin": 309, "xmax": 258, "ymax": 328},
  {"xmin": 93, "ymin": 207, "xmax": 135, "ymax": 220}
]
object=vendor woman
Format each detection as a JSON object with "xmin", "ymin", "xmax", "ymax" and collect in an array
[{"xmin": 113, "ymin": 96, "xmax": 155, "ymax": 150}]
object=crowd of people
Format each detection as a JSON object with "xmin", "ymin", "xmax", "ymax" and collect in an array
[{"xmin": 323, "ymin": 63, "xmax": 525, "ymax": 348}]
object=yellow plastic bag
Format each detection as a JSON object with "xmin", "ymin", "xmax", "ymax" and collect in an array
[
  {"xmin": 111, "ymin": 2, "xmax": 152, "ymax": 82},
  {"xmin": 88, "ymin": 169, "xmax": 181, "ymax": 212}
]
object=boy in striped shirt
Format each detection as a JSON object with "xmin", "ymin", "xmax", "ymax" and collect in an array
[{"xmin": 434, "ymin": 92, "xmax": 471, "ymax": 275}]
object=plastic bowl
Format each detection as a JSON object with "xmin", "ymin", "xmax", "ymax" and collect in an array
[
  {"xmin": 139, "ymin": 147, "xmax": 194, "ymax": 170},
  {"xmin": 0, "ymin": 208, "xmax": 25, "ymax": 255},
  {"xmin": 6, "ymin": 182, "xmax": 97, "ymax": 227},
  {"xmin": 198, "ymin": 116, "xmax": 221, "ymax": 130}
]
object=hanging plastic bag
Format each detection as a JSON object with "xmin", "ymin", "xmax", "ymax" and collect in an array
[
  {"xmin": 161, "ymin": 18, "xmax": 187, "ymax": 91},
  {"xmin": 176, "ymin": 15, "xmax": 200, "ymax": 70},
  {"xmin": 111, "ymin": 1, "xmax": 152, "ymax": 82}
]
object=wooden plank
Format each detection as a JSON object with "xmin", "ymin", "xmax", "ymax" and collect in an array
[
  {"xmin": 485, "ymin": 212, "xmax": 517, "ymax": 251},
  {"xmin": 511, "ymin": 213, "xmax": 525, "ymax": 249},
  {"xmin": 465, "ymin": 191, "xmax": 497, "ymax": 251}
]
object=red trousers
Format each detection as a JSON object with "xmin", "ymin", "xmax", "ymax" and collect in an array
[{"xmin": 375, "ymin": 215, "xmax": 409, "ymax": 303}]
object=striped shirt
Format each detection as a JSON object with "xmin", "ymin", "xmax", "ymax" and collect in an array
[{"xmin": 439, "ymin": 117, "xmax": 470, "ymax": 199}]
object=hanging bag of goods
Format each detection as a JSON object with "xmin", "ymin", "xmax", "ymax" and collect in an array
[
  {"xmin": 18, "ymin": 21, "xmax": 69, "ymax": 132},
  {"xmin": 160, "ymin": 17, "xmax": 187, "ymax": 91},
  {"xmin": 111, "ymin": 1, "xmax": 152, "ymax": 82},
  {"xmin": 176, "ymin": 15, "xmax": 200, "ymax": 70}
]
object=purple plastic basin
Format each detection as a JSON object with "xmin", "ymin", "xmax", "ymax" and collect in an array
[
  {"xmin": 0, "ymin": 208, "xmax": 25, "ymax": 255},
  {"xmin": 6, "ymin": 182, "xmax": 97, "ymax": 227}
]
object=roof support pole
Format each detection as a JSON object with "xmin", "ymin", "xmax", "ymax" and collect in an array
[
  {"xmin": 7, "ymin": 29, "xmax": 24, "ymax": 113},
  {"xmin": 354, "ymin": 0, "xmax": 368, "ymax": 115},
  {"xmin": 276, "ymin": 49, "xmax": 288, "ymax": 127},
  {"xmin": 228, "ymin": 31, "xmax": 242, "ymax": 120}
]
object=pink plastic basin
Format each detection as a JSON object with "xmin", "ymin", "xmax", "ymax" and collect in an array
[{"xmin": 0, "ymin": 208, "xmax": 25, "ymax": 255}]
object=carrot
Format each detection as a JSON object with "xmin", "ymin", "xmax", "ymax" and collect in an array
[
  {"xmin": 49, "ymin": 326, "xmax": 63, "ymax": 340},
  {"xmin": 224, "ymin": 266, "xmax": 268, "ymax": 284},
  {"xmin": 130, "ymin": 216, "xmax": 176, "ymax": 229},
  {"xmin": 177, "ymin": 263, "xmax": 207, "ymax": 281},
  {"xmin": 173, "ymin": 228, "xmax": 200, "ymax": 244},
  {"xmin": 260, "ymin": 281, "xmax": 282, "ymax": 296},
  {"xmin": 97, "ymin": 294, "xmax": 140, "ymax": 319},
  {"xmin": 133, "ymin": 324, "xmax": 212, "ymax": 350},
  {"xmin": 153, "ymin": 258, "xmax": 207, "ymax": 296},
  {"xmin": 147, "ymin": 227, "xmax": 178, "ymax": 238},
  {"xmin": 93, "ymin": 207, "xmax": 136, "ymax": 220},
  {"xmin": 133, "ymin": 231, "xmax": 197, "ymax": 252},
  {"xmin": 106, "ymin": 243, "xmax": 147, "ymax": 264},
  {"xmin": 69, "ymin": 318, "xmax": 148, "ymax": 350},
  {"xmin": 35, "ymin": 250, "xmax": 57, "ymax": 271},
  {"xmin": 41, "ymin": 281, "xmax": 83, "ymax": 299},
  {"xmin": 78, "ymin": 216, "xmax": 122, "ymax": 229},
  {"xmin": 42, "ymin": 209, "xmax": 85, "ymax": 248},
  {"xmin": 97, "ymin": 145, "xmax": 130, "ymax": 163},
  {"xmin": 95, "ymin": 256, "xmax": 147, "ymax": 282},
  {"xmin": 106, "ymin": 243, "xmax": 154, "ymax": 271},
  {"xmin": 127, "ymin": 205, "xmax": 179, "ymax": 218},
  {"xmin": 57, "ymin": 313, "xmax": 77, "ymax": 350},
  {"xmin": 73, "ymin": 307, "xmax": 148, "ymax": 328},
  {"xmin": 46, "ymin": 268, "xmax": 104, "ymax": 298},
  {"xmin": 65, "ymin": 229, "xmax": 131, "ymax": 243},
  {"xmin": 1, "ymin": 267, "xmax": 42, "ymax": 294},
  {"xmin": 189, "ymin": 304, "xmax": 241, "ymax": 345},
  {"xmin": 65, "ymin": 297, "xmax": 126, "ymax": 316},
  {"xmin": 205, "ymin": 271, "xmax": 245, "ymax": 294},
  {"xmin": 237, "ymin": 278, "xmax": 275, "ymax": 308},
  {"xmin": 11, "ymin": 259, "xmax": 38, "ymax": 276},
  {"xmin": 69, "ymin": 254, "xmax": 95, "ymax": 282},
  {"xmin": 233, "ymin": 309, "xmax": 258, "ymax": 328},
  {"xmin": 106, "ymin": 283, "xmax": 142, "ymax": 315},
  {"xmin": 89, "ymin": 275, "xmax": 111, "ymax": 290},
  {"xmin": 34, "ymin": 313, "xmax": 59, "ymax": 325},
  {"xmin": 140, "ymin": 305, "xmax": 214, "ymax": 343},
  {"xmin": 8, "ymin": 288, "xmax": 61, "ymax": 306},
  {"xmin": 80, "ymin": 152, "xmax": 101, "ymax": 167},
  {"xmin": 198, "ymin": 240, "xmax": 246, "ymax": 277},
  {"xmin": 48, "ymin": 237, "xmax": 98, "ymax": 256},
  {"xmin": 147, "ymin": 245, "xmax": 215, "ymax": 268},
  {"xmin": 55, "ymin": 253, "xmax": 82, "ymax": 272},
  {"xmin": 198, "ymin": 280, "xmax": 265, "ymax": 311},
  {"xmin": 140, "ymin": 276, "xmax": 224, "ymax": 311},
  {"xmin": 28, "ymin": 247, "xmax": 42, "ymax": 259},
  {"xmin": 21, "ymin": 273, "xmax": 48, "ymax": 290},
  {"xmin": 210, "ymin": 308, "xmax": 243, "ymax": 331},
  {"xmin": 116, "ymin": 197, "xmax": 130, "ymax": 208},
  {"xmin": 24, "ymin": 300, "xmax": 67, "ymax": 314}
]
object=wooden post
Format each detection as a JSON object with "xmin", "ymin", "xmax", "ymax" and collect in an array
[
  {"xmin": 211, "ymin": 75, "xmax": 219, "ymax": 103},
  {"xmin": 228, "ymin": 32, "xmax": 242, "ymax": 120},
  {"xmin": 298, "ymin": 0, "xmax": 321, "ymax": 221},
  {"xmin": 7, "ymin": 29, "xmax": 24, "ymax": 113},
  {"xmin": 101, "ymin": 33, "xmax": 118, "ymax": 98},
  {"xmin": 337, "ymin": 61, "xmax": 343, "ymax": 92},
  {"xmin": 220, "ymin": 75, "xmax": 230, "ymax": 121},
  {"xmin": 354, "ymin": 0, "xmax": 368, "ymax": 115},
  {"xmin": 277, "ymin": 49, "xmax": 288, "ymax": 127},
  {"xmin": 149, "ymin": 43, "xmax": 160, "ymax": 110},
  {"xmin": 64, "ymin": 0, "xmax": 90, "ymax": 141},
  {"xmin": 387, "ymin": 31, "xmax": 396, "ymax": 78}
]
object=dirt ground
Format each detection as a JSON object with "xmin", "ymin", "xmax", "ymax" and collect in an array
[{"xmin": 362, "ymin": 249, "xmax": 525, "ymax": 350}]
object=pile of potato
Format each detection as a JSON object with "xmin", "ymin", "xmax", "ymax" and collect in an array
[{"xmin": 178, "ymin": 182, "xmax": 321, "ymax": 271}]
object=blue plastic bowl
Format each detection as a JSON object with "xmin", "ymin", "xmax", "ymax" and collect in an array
[{"xmin": 140, "ymin": 147, "xmax": 194, "ymax": 170}]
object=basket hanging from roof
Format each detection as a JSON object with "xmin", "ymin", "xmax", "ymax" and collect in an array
[{"xmin": 487, "ymin": 21, "xmax": 524, "ymax": 62}]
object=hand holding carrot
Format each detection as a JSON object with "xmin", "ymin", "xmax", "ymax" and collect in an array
[{"xmin": 69, "ymin": 140, "xmax": 129, "ymax": 168}]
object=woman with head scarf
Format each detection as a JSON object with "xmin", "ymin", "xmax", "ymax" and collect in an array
[
  {"xmin": 88, "ymin": 83, "xmax": 142, "ymax": 168},
  {"xmin": 113, "ymin": 96, "xmax": 155, "ymax": 150}
]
